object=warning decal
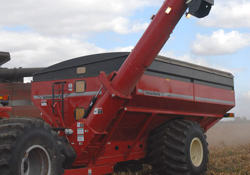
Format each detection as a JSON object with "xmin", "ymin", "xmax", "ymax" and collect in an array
[{"xmin": 94, "ymin": 108, "xmax": 103, "ymax": 115}]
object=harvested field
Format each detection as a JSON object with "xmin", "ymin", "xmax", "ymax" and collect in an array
[
  {"xmin": 206, "ymin": 120, "xmax": 250, "ymax": 174},
  {"xmin": 115, "ymin": 120, "xmax": 250, "ymax": 175},
  {"xmin": 207, "ymin": 144, "xmax": 250, "ymax": 174}
]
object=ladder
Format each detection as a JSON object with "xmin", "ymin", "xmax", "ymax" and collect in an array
[{"xmin": 52, "ymin": 81, "xmax": 66, "ymax": 128}]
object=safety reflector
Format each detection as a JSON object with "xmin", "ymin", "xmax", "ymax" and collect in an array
[
  {"xmin": 165, "ymin": 7, "xmax": 172, "ymax": 14},
  {"xmin": 0, "ymin": 95, "xmax": 9, "ymax": 106},
  {"xmin": 77, "ymin": 67, "xmax": 86, "ymax": 74},
  {"xmin": 75, "ymin": 80, "xmax": 86, "ymax": 93},
  {"xmin": 0, "ymin": 95, "xmax": 8, "ymax": 100},
  {"xmin": 223, "ymin": 113, "xmax": 235, "ymax": 118},
  {"xmin": 75, "ymin": 107, "xmax": 86, "ymax": 120}
]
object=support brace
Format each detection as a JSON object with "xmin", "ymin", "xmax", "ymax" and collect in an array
[{"xmin": 99, "ymin": 71, "xmax": 132, "ymax": 100}]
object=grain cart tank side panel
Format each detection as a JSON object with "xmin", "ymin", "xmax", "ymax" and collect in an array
[
  {"xmin": 32, "ymin": 52, "xmax": 235, "ymax": 124},
  {"xmin": 32, "ymin": 77, "xmax": 102, "ymax": 127}
]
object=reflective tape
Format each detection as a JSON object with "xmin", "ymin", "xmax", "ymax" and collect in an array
[
  {"xmin": 33, "ymin": 91, "xmax": 101, "ymax": 100},
  {"xmin": 138, "ymin": 89, "xmax": 234, "ymax": 105}
]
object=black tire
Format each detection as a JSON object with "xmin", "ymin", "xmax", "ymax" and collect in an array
[
  {"xmin": 0, "ymin": 117, "xmax": 64, "ymax": 175},
  {"xmin": 148, "ymin": 119, "xmax": 208, "ymax": 175}
]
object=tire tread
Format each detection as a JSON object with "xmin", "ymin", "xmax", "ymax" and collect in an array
[
  {"xmin": 0, "ymin": 118, "xmax": 64, "ymax": 175},
  {"xmin": 148, "ymin": 119, "xmax": 208, "ymax": 175}
]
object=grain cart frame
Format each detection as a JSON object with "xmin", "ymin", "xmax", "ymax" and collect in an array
[{"xmin": 0, "ymin": 0, "xmax": 235, "ymax": 175}]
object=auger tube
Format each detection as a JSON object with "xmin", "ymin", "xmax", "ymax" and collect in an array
[{"xmin": 86, "ymin": 0, "xmax": 188, "ymax": 133}]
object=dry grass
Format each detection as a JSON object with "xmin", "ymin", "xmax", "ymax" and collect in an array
[{"xmin": 207, "ymin": 145, "xmax": 250, "ymax": 175}]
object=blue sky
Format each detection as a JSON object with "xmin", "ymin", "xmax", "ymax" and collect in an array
[{"xmin": 0, "ymin": 0, "xmax": 249, "ymax": 118}]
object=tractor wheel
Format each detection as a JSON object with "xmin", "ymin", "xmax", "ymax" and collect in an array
[
  {"xmin": 0, "ymin": 118, "xmax": 64, "ymax": 175},
  {"xmin": 148, "ymin": 119, "xmax": 208, "ymax": 175}
]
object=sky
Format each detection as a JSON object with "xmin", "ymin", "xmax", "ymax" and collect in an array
[{"xmin": 0, "ymin": 0, "xmax": 249, "ymax": 118}]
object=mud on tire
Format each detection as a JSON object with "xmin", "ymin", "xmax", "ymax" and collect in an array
[
  {"xmin": 148, "ymin": 119, "xmax": 208, "ymax": 175},
  {"xmin": 0, "ymin": 118, "xmax": 64, "ymax": 175}
]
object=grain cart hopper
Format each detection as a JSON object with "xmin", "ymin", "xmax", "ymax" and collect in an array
[{"xmin": 0, "ymin": 0, "xmax": 235, "ymax": 174}]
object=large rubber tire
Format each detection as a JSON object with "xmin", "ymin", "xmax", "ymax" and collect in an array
[
  {"xmin": 148, "ymin": 119, "xmax": 208, "ymax": 175},
  {"xmin": 0, "ymin": 118, "xmax": 64, "ymax": 175}
]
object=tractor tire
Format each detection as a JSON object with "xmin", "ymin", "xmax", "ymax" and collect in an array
[
  {"xmin": 148, "ymin": 119, "xmax": 208, "ymax": 175},
  {"xmin": 0, "ymin": 117, "xmax": 64, "ymax": 175}
]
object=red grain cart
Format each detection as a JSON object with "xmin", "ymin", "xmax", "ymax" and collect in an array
[{"xmin": 0, "ymin": 0, "xmax": 234, "ymax": 174}]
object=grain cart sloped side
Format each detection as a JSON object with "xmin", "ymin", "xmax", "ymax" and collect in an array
[{"xmin": 0, "ymin": 0, "xmax": 235, "ymax": 175}]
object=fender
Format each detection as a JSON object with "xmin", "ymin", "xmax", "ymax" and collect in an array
[{"xmin": 0, "ymin": 106, "xmax": 12, "ymax": 119}]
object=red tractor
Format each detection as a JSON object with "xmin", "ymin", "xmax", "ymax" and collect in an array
[
  {"xmin": 0, "ymin": 0, "xmax": 235, "ymax": 174},
  {"xmin": 0, "ymin": 52, "xmax": 43, "ymax": 119}
]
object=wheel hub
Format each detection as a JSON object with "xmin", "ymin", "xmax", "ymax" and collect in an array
[
  {"xmin": 21, "ymin": 145, "xmax": 51, "ymax": 175},
  {"xmin": 190, "ymin": 137, "xmax": 203, "ymax": 167}
]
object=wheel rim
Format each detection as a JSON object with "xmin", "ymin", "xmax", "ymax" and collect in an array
[
  {"xmin": 190, "ymin": 137, "xmax": 203, "ymax": 167},
  {"xmin": 21, "ymin": 145, "xmax": 51, "ymax": 175}
]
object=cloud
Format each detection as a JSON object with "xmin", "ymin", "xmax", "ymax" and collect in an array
[
  {"xmin": 0, "ymin": 30, "xmax": 105, "ymax": 68},
  {"xmin": 0, "ymin": 30, "xmax": 137, "ymax": 68},
  {"xmin": 0, "ymin": 0, "xmax": 158, "ymax": 68},
  {"xmin": 112, "ymin": 17, "xmax": 149, "ymax": 34},
  {"xmin": 191, "ymin": 30, "xmax": 250, "ymax": 55},
  {"xmin": 198, "ymin": 0, "xmax": 250, "ymax": 28},
  {"xmin": 0, "ymin": 0, "xmax": 153, "ymax": 37}
]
